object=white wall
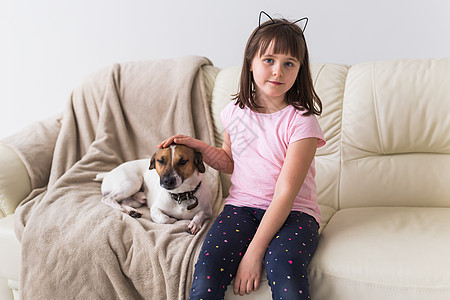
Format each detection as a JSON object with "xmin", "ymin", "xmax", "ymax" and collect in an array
[{"xmin": 1, "ymin": 0, "xmax": 449, "ymax": 139}]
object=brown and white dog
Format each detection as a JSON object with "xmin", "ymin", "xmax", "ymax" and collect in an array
[{"xmin": 94, "ymin": 144, "xmax": 212, "ymax": 234}]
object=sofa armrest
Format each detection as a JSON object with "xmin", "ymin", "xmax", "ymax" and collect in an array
[
  {"xmin": 0, "ymin": 115, "xmax": 62, "ymax": 194},
  {"xmin": 0, "ymin": 145, "xmax": 31, "ymax": 218}
]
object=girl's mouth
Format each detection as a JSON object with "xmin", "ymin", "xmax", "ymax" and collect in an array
[{"xmin": 268, "ymin": 81, "xmax": 283, "ymax": 86}]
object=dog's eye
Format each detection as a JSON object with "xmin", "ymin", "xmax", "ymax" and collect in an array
[
  {"xmin": 157, "ymin": 158, "xmax": 166, "ymax": 165},
  {"xmin": 178, "ymin": 159, "xmax": 188, "ymax": 166}
]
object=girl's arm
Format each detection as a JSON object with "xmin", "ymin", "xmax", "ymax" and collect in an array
[
  {"xmin": 158, "ymin": 132, "xmax": 234, "ymax": 174},
  {"xmin": 233, "ymin": 137, "xmax": 318, "ymax": 296}
]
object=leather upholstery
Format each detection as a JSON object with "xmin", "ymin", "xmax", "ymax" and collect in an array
[{"xmin": 1, "ymin": 59, "xmax": 449, "ymax": 300}]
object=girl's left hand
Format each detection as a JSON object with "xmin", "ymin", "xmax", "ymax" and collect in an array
[{"xmin": 234, "ymin": 252, "xmax": 262, "ymax": 296}]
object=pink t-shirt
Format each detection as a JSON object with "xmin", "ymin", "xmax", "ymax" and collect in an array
[{"xmin": 220, "ymin": 101, "xmax": 325, "ymax": 224}]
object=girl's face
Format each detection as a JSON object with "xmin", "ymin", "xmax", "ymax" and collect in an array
[{"xmin": 250, "ymin": 42, "xmax": 300, "ymax": 108}]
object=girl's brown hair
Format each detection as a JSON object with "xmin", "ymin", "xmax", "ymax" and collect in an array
[{"xmin": 234, "ymin": 18, "xmax": 322, "ymax": 116}]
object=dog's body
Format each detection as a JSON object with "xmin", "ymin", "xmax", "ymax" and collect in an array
[{"xmin": 95, "ymin": 145, "xmax": 212, "ymax": 234}]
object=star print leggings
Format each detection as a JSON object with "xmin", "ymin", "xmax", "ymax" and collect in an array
[{"xmin": 189, "ymin": 205, "xmax": 319, "ymax": 300}]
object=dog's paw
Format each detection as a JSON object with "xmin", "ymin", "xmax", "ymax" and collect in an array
[
  {"xmin": 187, "ymin": 221, "xmax": 201, "ymax": 235},
  {"xmin": 128, "ymin": 210, "xmax": 143, "ymax": 218},
  {"xmin": 151, "ymin": 209, "xmax": 177, "ymax": 224},
  {"xmin": 152, "ymin": 214, "xmax": 177, "ymax": 224}
]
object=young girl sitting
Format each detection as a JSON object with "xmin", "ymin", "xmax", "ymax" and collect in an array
[{"xmin": 159, "ymin": 11, "xmax": 325, "ymax": 300}]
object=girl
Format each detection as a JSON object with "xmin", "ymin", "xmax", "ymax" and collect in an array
[{"xmin": 159, "ymin": 12, "xmax": 325, "ymax": 300}]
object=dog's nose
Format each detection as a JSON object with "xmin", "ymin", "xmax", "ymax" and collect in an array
[{"xmin": 161, "ymin": 176, "xmax": 177, "ymax": 189}]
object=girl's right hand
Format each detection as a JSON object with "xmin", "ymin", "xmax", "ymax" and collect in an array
[
  {"xmin": 234, "ymin": 252, "xmax": 262, "ymax": 296},
  {"xmin": 158, "ymin": 134, "xmax": 197, "ymax": 149}
]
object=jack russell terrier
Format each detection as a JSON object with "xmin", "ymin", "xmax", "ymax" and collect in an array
[{"xmin": 94, "ymin": 144, "xmax": 212, "ymax": 234}]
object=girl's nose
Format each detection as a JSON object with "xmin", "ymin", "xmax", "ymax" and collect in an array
[{"xmin": 273, "ymin": 64, "xmax": 283, "ymax": 77}]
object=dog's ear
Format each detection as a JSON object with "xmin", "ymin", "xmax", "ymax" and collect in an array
[
  {"xmin": 194, "ymin": 151, "xmax": 206, "ymax": 173},
  {"xmin": 149, "ymin": 152, "xmax": 157, "ymax": 170}
]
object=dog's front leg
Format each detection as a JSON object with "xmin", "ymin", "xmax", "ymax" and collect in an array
[
  {"xmin": 150, "ymin": 207, "xmax": 177, "ymax": 224},
  {"xmin": 187, "ymin": 211, "xmax": 211, "ymax": 235}
]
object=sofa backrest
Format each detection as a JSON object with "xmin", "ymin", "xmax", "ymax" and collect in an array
[
  {"xmin": 339, "ymin": 59, "xmax": 450, "ymax": 209},
  {"xmin": 207, "ymin": 59, "xmax": 450, "ymax": 226}
]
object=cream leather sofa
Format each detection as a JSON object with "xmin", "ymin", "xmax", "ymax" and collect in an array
[{"xmin": 1, "ymin": 58, "xmax": 449, "ymax": 299}]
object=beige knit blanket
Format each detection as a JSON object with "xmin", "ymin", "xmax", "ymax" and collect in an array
[{"xmin": 6, "ymin": 56, "xmax": 223, "ymax": 299}]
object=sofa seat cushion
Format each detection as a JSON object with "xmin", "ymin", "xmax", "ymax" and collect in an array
[{"xmin": 308, "ymin": 207, "xmax": 450, "ymax": 300}]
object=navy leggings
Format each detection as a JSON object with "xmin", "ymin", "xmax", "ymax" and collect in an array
[{"xmin": 189, "ymin": 205, "xmax": 319, "ymax": 300}]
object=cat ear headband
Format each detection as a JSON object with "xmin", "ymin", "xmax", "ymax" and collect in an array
[{"xmin": 257, "ymin": 11, "xmax": 309, "ymax": 33}]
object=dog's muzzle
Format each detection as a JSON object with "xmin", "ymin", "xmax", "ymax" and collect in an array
[
  {"xmin": 160, "ymin": 171, "xmax": 182, "ymax": 190},
  {"xmin": 161, "ymin": 176, "xmax": 176, "ymax": 190}
]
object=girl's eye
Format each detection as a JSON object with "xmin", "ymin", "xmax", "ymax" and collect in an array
[
  {"xmin": 285, "ymin": 62, "xmax": 294, "ymax": 67},
  {"xmin": 264, "ymin": 58, "xmax": 274, "ymax": 64}
]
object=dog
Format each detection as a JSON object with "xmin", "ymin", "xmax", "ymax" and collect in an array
[{"xmin": 94, "ymin": 144, "xmax": 212, "ymax": 234}]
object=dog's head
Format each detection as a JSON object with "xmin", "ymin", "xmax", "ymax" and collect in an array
[{"xmin": 149, "ymin": 144, "xmax": 205, "ymax": 190}]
